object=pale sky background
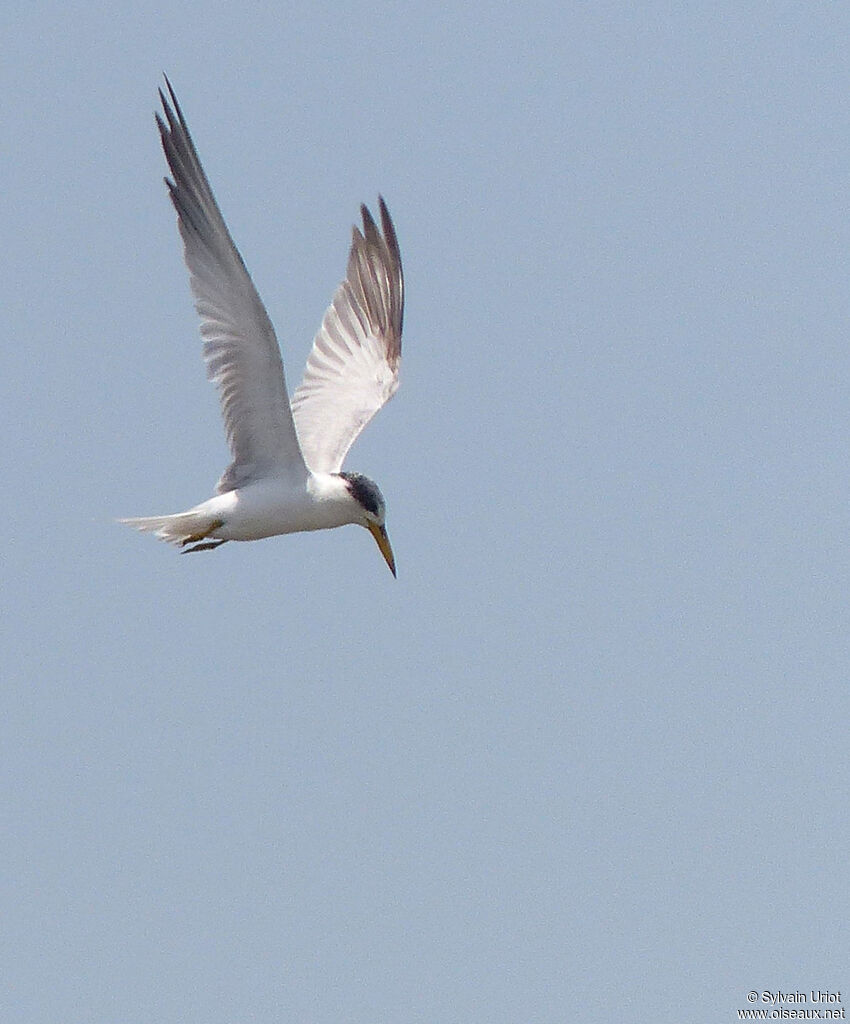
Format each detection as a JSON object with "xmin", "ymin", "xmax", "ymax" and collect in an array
[{"xmin": 2, "ymin": 3, "xmax": 849, "ymax": 1023}]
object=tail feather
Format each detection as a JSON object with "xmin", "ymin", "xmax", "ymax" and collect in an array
[{"xmin": 119, "ymin": 510, "xmax": 217, "ymax": 547}]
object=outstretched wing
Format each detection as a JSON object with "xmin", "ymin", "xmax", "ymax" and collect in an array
[
  {"xmin": 157, "ymin": 78, "xmax": 307, "ymax": 493},
  {"xmin": 291, "ymin": 199, "xmax": 404, "ymax": 473}
]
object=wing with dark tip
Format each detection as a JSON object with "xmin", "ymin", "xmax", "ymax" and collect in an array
[
  {"xmin": 157, "ymin": 78, "xmax": 307, "ymax": 492},
  {"xmin": 291, "ymin": 198, "xmax": 404, "ymax": 473}
]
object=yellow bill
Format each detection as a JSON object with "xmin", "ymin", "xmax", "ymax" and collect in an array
[{"xmin": 367, "ymin": 521, "xmax": 397, "ymax": 577}]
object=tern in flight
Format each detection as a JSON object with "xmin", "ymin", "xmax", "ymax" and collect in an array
[{"xmin": 122, "ymin": 79, "xmax": 403, "ymax": 576}]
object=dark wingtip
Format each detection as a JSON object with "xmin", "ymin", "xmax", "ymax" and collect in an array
[
  {"xmin": 158, "ymin": 74, "xmax": 188, "ymax": 134},
  {"xmin": 378, "ymin": 194, "xmax": 390, "ymax": 223},
  {"xmin": 360, "ymin": 202, "xmax": 379, "ymax": 240},
  {"xmin": 162, "ymin": 73, "xmax": 178, "ymax": 108},
  {"xmin": 377, "ymin": 196, "xmax": 401, "ymax": 267}
]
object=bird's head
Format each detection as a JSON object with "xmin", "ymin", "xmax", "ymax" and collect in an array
[{"xmin": 339, "ymin": 472, "xmax": 396, "ymax": 577}]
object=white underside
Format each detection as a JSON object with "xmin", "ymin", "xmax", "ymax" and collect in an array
[
  {"xmin": 206, "ymin": 474, "xmax": 358, "ymax": 540},
  {"xmin": 121, "ymin": 472, "xmax": 361, "ymax": 546}
]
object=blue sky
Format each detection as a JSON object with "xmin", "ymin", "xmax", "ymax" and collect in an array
[{"xmin": 2, "ymin": 2, "xmax": 849, "ymax": 1022}]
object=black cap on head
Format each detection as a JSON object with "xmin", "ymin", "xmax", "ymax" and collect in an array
[{"xmin": 339, "ymin": 472, "xmax": 384, "ymax": 519}]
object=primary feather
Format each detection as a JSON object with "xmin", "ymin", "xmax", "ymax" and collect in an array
[
  {"xmin": 292, "ymin": 198, "xmax": 404, "ymax": 473},
  {"xmin": 157, "ymin": 77, "xmax": 307, "ymax": 492}
]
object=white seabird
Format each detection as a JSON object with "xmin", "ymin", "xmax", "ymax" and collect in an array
[{"xmin": 122, "ymin": 78, "xmax": 403, "ymax": 576}]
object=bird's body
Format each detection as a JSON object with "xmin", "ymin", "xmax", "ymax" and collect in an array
[
  {"xmin": 122, "ymin": 79, "xmax": 403, "ymax": 575},
  {"xmin": 136, "ymin": 473, "xmax": 367, "ymax": 544}
]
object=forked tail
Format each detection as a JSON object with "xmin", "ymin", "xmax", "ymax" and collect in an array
[{"xmin": 119, "ymin": 510, "xmax": 222, "ymax": 548}]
